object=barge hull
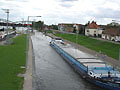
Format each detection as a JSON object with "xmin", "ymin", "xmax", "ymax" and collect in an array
[{"xmin": 50, "ymin": 42, "xmax": 120, "ymax": 90}]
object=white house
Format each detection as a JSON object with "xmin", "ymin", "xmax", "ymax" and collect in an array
[{"xmin": 85, "ymin": 21, "xmax": 103, "ymax": 37}]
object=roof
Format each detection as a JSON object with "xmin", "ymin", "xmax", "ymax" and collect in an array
[
  {"xmin": 103, "ymin": 26, "xmax": 120, "ymax": 36},
  {"xmin": 86, "ymin": 21, "xmax": 99, "ymax": 29}
]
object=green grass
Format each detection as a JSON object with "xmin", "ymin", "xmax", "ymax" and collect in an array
[
  {"xmin": 55, "ymin": 33, "xmax": 120, "ymax": 60},
  {"xmin": 46, "ymin": 30, "xmax": 53, "ymax": 33},
  {"xmin": 0, "ymin": 34, "xmax": 26, "ymax": 90}
]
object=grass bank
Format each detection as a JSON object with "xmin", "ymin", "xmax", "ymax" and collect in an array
[
  {"xmin": 0, "ymin": 34, "xmax": 26, "ymax": 90},
  {"xmin": 55, "ymin": 33, "xmax": 120, "ymax": 60},
  {"xmin": 46, "ymin": 30, "xmax": 53, "ymax": 33}
]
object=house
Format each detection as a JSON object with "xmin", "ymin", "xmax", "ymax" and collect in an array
[
  {"xmin": 58, "ymin": 23, "xmax": 84, "ymax": 33},
  {"xmin": 58, "ymin": 23, "xmax": 74, "ymax": 32},
  {"xmin": 44, "ymin": 25, "xmax": 52, "ymax": 30},
  {"xmin": 85, "ymin": 21, "xmax": 103, "ymax": 37},
  {"xmin": 0, "ymin": 28, "xmax": 5, "ymax": 39},
  {"xmin": 102, "ymin": 26, "xmax": 120, "ymax": 41}
]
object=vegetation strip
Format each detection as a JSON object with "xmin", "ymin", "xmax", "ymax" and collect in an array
[
  {"xmin": 55, "ymin": 33, "xmax": 120, "ymax": 60},
  {"xmin": 0, "ymin": 34, "xmax": 26, "ymax": 90}
]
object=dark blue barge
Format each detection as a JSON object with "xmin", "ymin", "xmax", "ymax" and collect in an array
[{"xmin": 50, "ymin": 38, "xmax": 120, "ymax": 90}]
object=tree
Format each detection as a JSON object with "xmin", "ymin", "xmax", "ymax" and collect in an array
[
  {"xmin": 79, "ymin": 27, "xmax": 84, "ymax": 34},
  {"xmin": 107, "ymin": 22, "xmax": 120, "ymax": 27},
  {"xmin": 51, "ymin": 24, "xmax": 58, "ymax": 30},
  {"xmin": 32, "ymin": 21, "xmax": 44, "ymax": 31}
]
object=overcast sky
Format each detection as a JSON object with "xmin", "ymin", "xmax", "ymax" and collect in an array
[{"xmin": 0, "ymin": 0, "xmax": 120, "ymax": 25}]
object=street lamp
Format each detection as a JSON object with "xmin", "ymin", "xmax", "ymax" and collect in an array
[
  {"xmin": 32, "ymin": 19, "xmax": 36, "ymax": 32},
  {"xmin": 2, "ymin": 9, "xmax": 10, "ymax": 44},
  {"xmin": 22, "ymin": 18, "xmax": 24, "ymax": 32},
  {"xmin": 27, "ymin": 16, "xmax": 41, "ymax": 33},
  {"xmin": 2, "ymin": 9, "xmax": 9, "ymax": 31},
  {"xmin": 27, "ymin": 15, "xmax": 41, "ymax": 41}
]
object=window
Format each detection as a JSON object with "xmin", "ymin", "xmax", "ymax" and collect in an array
[{"xmin": 90, "ymin": 72, "xmax": 92, "ymax": 75}]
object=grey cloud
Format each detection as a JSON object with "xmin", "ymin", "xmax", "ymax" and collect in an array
[
  {"xmin": 1, "ymin": 4, "xmax": 21, "ymax": 10},
  {"xmin": 57, "ymin": 0, "xmax": 78, "ymax": 2},
  {"xmin": 108, "ymin": 0, "xmax": 120, "ymax": 3},
  {"xmin": 0, "ymin": 0, "xmax": 22, "ymax": 9},
  {"xmin": 5, "ymin": 0, "xmax": 28, "ymax": 2},
  {"xmin": 44, "ymin": 13, "xmax": 60, "ymax": 19},
  {"xmin": 91, "ymin": 8, "xmax": 120, "ymax": 19},
  {"xmin": 33, "ymin": 8, "xmax": 43, "ymax": 11},
  {"xmin": 0, "ymin": 1, "xmax": 23, "ymax": 21},
  {"xmin": 0, "ymin": 8, "xmax": 22, "ymax": 21},
  {"xmin": 58, "ymin": 0, "xmax": 75, "ymax": 8},
  {"xmin": 10, "ymin": 12, "xmax": 22, "ymax": 21},
  {"xmin": 0, "ymin": 1, "xmax": 7, "ymax": 7},
  {"xmin": 59, "ymin": 3, "xmax": 73, "ymax": 8}
]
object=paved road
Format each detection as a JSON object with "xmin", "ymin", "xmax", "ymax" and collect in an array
[{"xmin": 31, "ymin": 32, "xmax": 103, "ymax": 90}]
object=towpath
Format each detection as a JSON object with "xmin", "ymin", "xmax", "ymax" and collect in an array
[{"xmin": 23, "ymin": 37, "xmax": 33, "ymax": 90}]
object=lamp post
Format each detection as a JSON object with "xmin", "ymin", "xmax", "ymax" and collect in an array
[
  {"xmin": 27, "ymin": 16, "xmax": 41, "ymax": 33},
  {"xmin": 2, "ymin": 9, "xmax": 10, "ymax": 44},
  {"xmin": 32, "ymin": 19, "xmax": 36, "ymax": 32},
  {"xmin": 22, "ymin": 18, "xmax": 24, "ymax": 32},
  {"xmin": 27, "ymin": 15, "xmax": 41, "ymax": 50}
]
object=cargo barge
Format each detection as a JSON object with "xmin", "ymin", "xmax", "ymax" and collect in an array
[{"xmin": 50, "ymin": 38, "xmax": 120, "ymax": 90}]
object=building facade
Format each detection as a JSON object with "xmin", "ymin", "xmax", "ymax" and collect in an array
[
  {"xmin": 85, "ymin": 21, "xmax": 103, "ymax": 37},
  {"xmin": 102, "ymin": 26, "xmax": 120, "ymax": 41},
  {"xmin": 58, "ymin": 23, "xmax": 83, "ymax": 33}
]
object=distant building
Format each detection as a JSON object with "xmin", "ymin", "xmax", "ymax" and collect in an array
[
  {"xmin": 85, "ymin": 21, "xmax": 104, "ymax": 37},
  {"xmin": 58, "ymin": 23, "xmax": 84, "ymax": 33},
  {"xmin": 58, "ymin": 23, "xmax": 74, "ymax": 32},
  {"xmin": 102, "ymin": 26, "xmax": 120, "ymax": 41},
  {"xmin": 44, "ymin": 26, "xmax": 52, "ymax": 30}
]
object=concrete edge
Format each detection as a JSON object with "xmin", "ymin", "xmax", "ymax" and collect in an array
[{"xmin": 23, "ymin": 37, "xmax": 33, "ymax": 90}]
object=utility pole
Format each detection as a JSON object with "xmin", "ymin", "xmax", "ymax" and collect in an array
[
  {"xmin": 22, "ymin": 18, "xmax": 24, "ymax": 32},
  {"xmin": 32, "ymin": 19, "xmax": 36, "ymax": 32},
  {"xmin": 2, "ymin": 9, "xmax": 11, "ymax": 44}
]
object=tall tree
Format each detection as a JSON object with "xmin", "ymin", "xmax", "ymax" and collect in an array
[{"xmin": 32, "ymin": 21, "xmax": 44, "ymax": 31}]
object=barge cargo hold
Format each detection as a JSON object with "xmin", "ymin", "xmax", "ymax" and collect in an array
[{"xmin": 50, "ymin": 38, "xmax": 120, "ymax": 90}]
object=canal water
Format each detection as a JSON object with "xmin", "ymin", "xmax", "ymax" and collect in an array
[{"xmin": 31, "ymin": 32, "xmax": 103, "ymax": 90}]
